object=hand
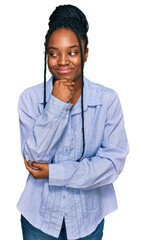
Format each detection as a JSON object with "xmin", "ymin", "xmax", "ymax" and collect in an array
[
  {"xmin": 51, "ymin": 79, "xmax": 75, "ymax": 103},
  {"xmin": 24, "ymin": 158, "xmax": 49, "ymax": 179}
]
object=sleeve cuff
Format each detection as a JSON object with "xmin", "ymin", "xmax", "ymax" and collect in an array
[
  {"xmin": 45, "ymin": 95, "xmax": 73, "ymax": 117},
  {"xmin": 48, "ymin": 163, "xmax": 66, "ymax": 186}
]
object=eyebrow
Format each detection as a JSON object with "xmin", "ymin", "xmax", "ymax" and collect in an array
[
  {"xmin": 47, "ymin": 45, "xmax": 80, "ymax": 50},
  {"xmin": 69, "ymin": 45, "xmax": 80, "ymax": 49}
]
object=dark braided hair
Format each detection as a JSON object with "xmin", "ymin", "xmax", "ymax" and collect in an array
[{"xmin": 44, "ymin": 5, "xmax": 89, "ymax": 162}]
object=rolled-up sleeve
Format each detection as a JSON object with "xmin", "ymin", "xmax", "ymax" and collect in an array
[
  {"xmin": 48, "ymin": 92, "xmax": 129, "ymax": 190},
  {"xmin": 18, "ymin": 89, "xmax": 72, "ymax": 163}
]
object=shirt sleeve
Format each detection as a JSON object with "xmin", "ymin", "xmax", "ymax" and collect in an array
[
  {"xmin": 48, "ymin": 92, "xmax": 129, "ymax": 190},
  {"xmin": 18, "ymin": 89, "xmax": 73, "ymax": 163}
]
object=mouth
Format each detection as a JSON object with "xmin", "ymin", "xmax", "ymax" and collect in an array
[{"xmin": 55, "ymin": 68, "xmax": 73, "ymax": 74}]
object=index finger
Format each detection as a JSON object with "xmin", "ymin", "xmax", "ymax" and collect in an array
[{"xmin": 24, "ymin": 159, "xmax": 37, "ymax": 173}]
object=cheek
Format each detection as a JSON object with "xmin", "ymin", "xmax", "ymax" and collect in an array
[
  {"xmin": 47, "ymin": 58, "xmax": 56, "ymax": 68},
  {"xmin": 48, "ymin": 59, "xmax": 53, "ymax": 68},
  {"xmin": 72, "ymin": 57, "xmax": 81, "ymax": 68}
]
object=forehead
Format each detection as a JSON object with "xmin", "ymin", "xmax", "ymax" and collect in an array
[{"xmin": 48, "ymin": 28, "xmax": 79, "ymax": 47}]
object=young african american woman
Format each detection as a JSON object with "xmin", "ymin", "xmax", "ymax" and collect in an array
[{"xmin": 17, "ymin": 4, "xmax": 129, "ymax": 240}]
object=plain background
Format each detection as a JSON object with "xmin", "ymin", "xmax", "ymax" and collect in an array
[{"xmin": 0, "ymin": 0, "xmax": 146, "ymax": 239}]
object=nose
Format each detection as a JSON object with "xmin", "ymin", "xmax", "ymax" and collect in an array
[{"xmin": 58, "ymin": 53, "xmax": 69, "ymax": 66}]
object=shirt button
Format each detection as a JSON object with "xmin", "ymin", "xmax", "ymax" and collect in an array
[{"xmin": 63, "ymin": 195, "xmax": 66, "ymax": 199}]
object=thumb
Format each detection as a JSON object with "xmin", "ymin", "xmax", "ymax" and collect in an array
[{"xmin": 31, "ymin": 161, "xmax": 41, "ymax": 168}]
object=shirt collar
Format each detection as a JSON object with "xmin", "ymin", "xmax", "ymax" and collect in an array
[
  {"xmin": 38, "ymin": 76, "xmax": 102, "ymax": 114},
  {"xmin": 83, "ymin": 76, "xmax": 102, "ymax": 107},
  {"xmin": 70, "ymin": 76, "xmax": 102, "ymax": 115}
]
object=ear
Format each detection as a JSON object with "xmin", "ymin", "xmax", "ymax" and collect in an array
[{"xmin": 84, "ymin": 47, "xmax": 89, "ymax": 62}]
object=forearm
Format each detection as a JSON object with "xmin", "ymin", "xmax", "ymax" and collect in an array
[
  {"xmin": 19, "ymin": 93, "xmax": 73, "ymax": 162},
  {"xmin": 48, "ymin": 142, "xmax": 129, "ymax": 190}
]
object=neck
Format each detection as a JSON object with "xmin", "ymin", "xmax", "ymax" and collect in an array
[
  {"xmin": 73, "ymin": 74, "xmax": 82, "ymax": 93},
  {"xmin": 70, "ymin": 79, "xmax": 82, "ymax": 105}
]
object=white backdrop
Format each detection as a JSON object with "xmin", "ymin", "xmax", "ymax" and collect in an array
[{"xmin": 0, "ymin": 0, "xmax": 146, "ymax": 239}]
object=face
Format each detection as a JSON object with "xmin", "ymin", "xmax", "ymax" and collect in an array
[{"xmin": 47, "ymin": 28, "xmax": 88, "ymax": 83}]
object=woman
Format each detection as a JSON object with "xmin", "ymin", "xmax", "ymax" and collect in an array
[{"xmin": 17, "ymin": 4, "xmax": 129, "ymax": 240}]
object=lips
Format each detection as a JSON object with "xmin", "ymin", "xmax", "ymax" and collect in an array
[{"xmin": 55, "ymin": 68, "xmax": 73, "ymax": 74}]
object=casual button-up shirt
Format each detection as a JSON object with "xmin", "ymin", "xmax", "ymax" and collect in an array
[{"xmin": 17, "ymin": 76, "xmax": 129, "ymax": 239}]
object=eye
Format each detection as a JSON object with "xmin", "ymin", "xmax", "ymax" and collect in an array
[
  {"xmin": 69, "ymin": 52, "xmax": 79, "ymax": 56},
  {"xmin": 49, "ymin": 52, "xmax": 58, "ymax": 57}
]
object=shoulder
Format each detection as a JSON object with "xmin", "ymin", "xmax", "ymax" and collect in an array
[
  {"xmin": 18, "ymin": 82, "xmax": 45, "ymax": 119},
  {"xmin": 84, "ymin": 77, "xmax": 119, "ymax": 106},
  {"xmin": 18, "ymin": 82, "xmax": 44, "ymax": 108}
]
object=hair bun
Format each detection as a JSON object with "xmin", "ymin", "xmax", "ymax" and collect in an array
[{"xmin": 49, "ymin": 4, "xmax": 89, "ymax": 33}]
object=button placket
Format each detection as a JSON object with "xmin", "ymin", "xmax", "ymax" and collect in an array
[{"xmin": 62, "ymin": 116, "xmax": 72, "ymax": 156}]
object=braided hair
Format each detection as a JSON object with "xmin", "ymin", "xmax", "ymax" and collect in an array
[{"xmin": 44, "ymin": 5, "xmax": 89, "ymax": 162}]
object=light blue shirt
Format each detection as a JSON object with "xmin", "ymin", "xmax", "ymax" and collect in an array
[{"xmin": 17, "ymin": 76, "xmax": 129, "ymax": 239}]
